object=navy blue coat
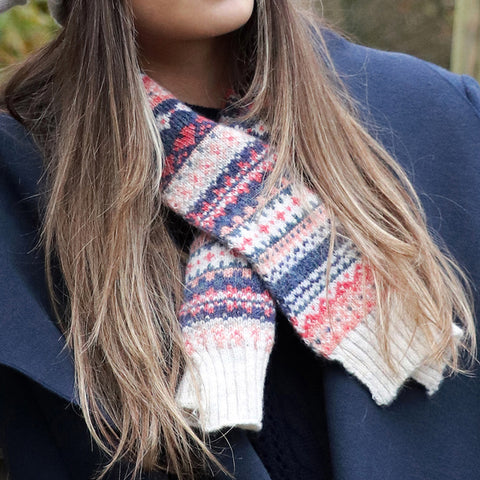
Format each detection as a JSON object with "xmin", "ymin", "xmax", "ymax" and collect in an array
[{"xmin": 1, "ymin": 32, "xmax": 480, "ymax": 479}]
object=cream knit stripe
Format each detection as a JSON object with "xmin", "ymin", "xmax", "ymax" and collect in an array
[
  {"xmin": 255, "ymin": 209, "xmax": 330, "ymax": 280},
  {"xmin": 186, "ymin": 266, "xmax": 257, "ymax": 290},
  {"xmin": 410, "ymin": 323, "xmax": 464, "ymax": 392},
  {"xmin": 410, "ymin": 363, "xmax": 446, "ymax": 394},
  {"xmin": 181, "ymin": 318, "xmax": 275, "ymax": 356},
  {"xmin": 329, "ymin": 316, "xmax": 421, "ymax": 404},
  {"xmin": 219, "ymin": 181, "xmax": 325, "ymax": 262},
  {"xmin": 228, "ymin": 199, "xmax": 330, "ymax": 274},
  {"xmin": 232, "ymin": 181, "xmax": 317, "ymax": 241},
  {"xmin": 176, "ymin": 343, "xmax": 272, "ymax": 432},
  {"xmin": 328, "ymin": 310, "xmax": 460, "ymax": 404},
  {"xmin": 185, "ymin": 233, "xmax": 251, "ymax": 279},
  {"xmin": 163, "ymin": 126, "xmax": 254, "ymax": 215}
]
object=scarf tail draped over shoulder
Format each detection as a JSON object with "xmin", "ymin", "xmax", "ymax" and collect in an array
[{"xmin": 142, "ymin": 75, "xmax": 461, "ymax": 432}]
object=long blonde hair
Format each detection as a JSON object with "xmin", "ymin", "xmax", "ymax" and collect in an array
[{"xmin": 1, "ymin": 0, "xmax": 476, "ymax": 478}]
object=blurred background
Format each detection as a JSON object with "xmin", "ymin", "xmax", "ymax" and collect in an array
[
  {"xmin": 319, "ymin": 0, "xmax": 480, "ymax": 79},
  {"xmin": 0, "ymin": 0, "xmax": 479, "ymax": 478},
  {"xmin": 0, "ymin": 0, "xmax": 479, "ymax": 80}
]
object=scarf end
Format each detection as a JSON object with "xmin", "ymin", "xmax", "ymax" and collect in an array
[
  {"xmin": 328, "ymin": 315, "xmax": 463, "ymax": 406},
  {"xmin": 176, "ymin": 344, "xmax": 271, "ymax": 433}
]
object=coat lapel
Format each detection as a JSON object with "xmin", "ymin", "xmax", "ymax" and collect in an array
[{"xmin": 0, "ymin": 113, "xmax": 76, "ymax": 404}]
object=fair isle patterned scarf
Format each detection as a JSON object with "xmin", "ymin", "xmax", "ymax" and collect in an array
[{"xmin": 143, "ymin": 75, "xmax": 456, "ymax": 432}]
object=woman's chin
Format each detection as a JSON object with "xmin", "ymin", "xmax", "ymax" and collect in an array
[{"xmin": 132, "ymin": 0, "xmax": 255, "ymax": 41}]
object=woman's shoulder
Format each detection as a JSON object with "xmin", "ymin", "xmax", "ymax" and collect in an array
[
  {"xmin": 0, "ymin": 111, "xmax": 36, "ymax": 151},
  {"xmin": 325, "ymin": 32, "xmax": 480, "ymax": 276},
  {"xmin": 323, "ymin": 32, "xmax": 480, "ymax": 182},
  {"xmin": 0, "ymin": 112, "xmax": 44, "ymax": 197},
  {"xmin": 324, "ymin": 31, "xmax": 480, "ymax": 124}
]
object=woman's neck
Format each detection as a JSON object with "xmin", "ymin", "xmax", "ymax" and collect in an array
[{"xmin": 138, "ymin": 35, "xmax": 233, "ymax": 109}]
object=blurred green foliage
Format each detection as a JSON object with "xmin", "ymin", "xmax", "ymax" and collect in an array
[{"xmin": 0, "ymin": 0, "xmax": 58, "ymax": 74}]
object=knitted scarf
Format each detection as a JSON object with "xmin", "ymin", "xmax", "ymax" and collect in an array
[{"xmin": 143, "ymin": 75, "xmax": 459, "ymax": 433}]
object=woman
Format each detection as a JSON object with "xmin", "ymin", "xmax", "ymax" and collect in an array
[{"xmin": 1, "ymin": 0, "xmax": 480, "ymax": 479}]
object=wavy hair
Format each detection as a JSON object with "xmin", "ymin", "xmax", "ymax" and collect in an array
[{"xmin": 1, "ymin": 0, "xmax": 476, "ymax": 478}]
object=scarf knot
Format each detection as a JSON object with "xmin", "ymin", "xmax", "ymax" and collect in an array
[{"xmin": 143, "ymin": 74, "xmax": 458, "ymax": 432}]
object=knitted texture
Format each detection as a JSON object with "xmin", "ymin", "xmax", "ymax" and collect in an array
[{"xmin": 143, "ymin": 75, "xmax": 460, "ymax": 432}]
